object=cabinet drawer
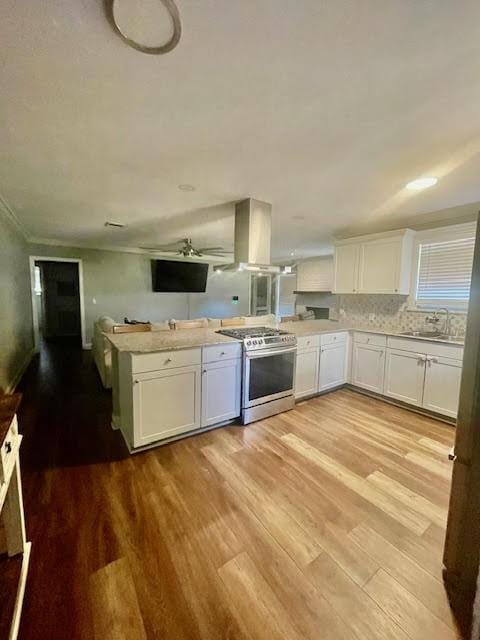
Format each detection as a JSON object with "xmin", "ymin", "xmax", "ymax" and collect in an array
[
  {"xmin": 131, "ymin": 348, "xmax": 201, "ymax": 373},
  {"xmin": 0, "ymin": 416, "xmax": 18, "ymax": 484},
  {"xmin": 202, "ymin": 343, "xmax": 242, "ymax": 363},
  {"xmin": 320, "ymin": 332, "xmax": 348, "ymax": 346},
  {"xmin": 297, "ymin": 335, "xmax": 320, "ymax": 351},
  {"xmin": 387, "ymin": 336, "xmax": 464, "ymax": 360},
  {"xmin": 353, "ymin": 332, "xmax": 386, "ymax": 347}
]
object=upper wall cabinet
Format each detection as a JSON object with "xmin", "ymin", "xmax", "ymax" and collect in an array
[
  {"xmin": 295, "ymin": 256, "xmax": 333, "ymax": 292},
  {"xmin": 333, "ymin": 229, "xmax": 415, "ymax": 294}
]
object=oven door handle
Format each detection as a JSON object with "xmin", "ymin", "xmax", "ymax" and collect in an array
[{"xmin": 245, "ymin": 346, "xmax": 297, "ymax": 359}]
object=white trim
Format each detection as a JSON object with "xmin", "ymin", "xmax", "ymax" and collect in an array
[
  {"xmin": 408, "ymin": 221, "xmax": 477, "ymax": 312},
  {"xmin": 5, "ymin": 348, "xmax": 35, "ymax": 394},
  {"xmin": 29, "ymin": 256, "xmax": 88, "ymax": 350},
  {"xmin": 8, "ymin": 541, "xmax": 32, "ymax": 640}
]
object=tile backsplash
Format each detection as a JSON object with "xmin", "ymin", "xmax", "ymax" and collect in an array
[
  {"xmin": 336, "ymin": 294, "xmax": 467, "ymax": 335},
  {"xmin": 297, "ymin": 293, "xmax": 467, "ymax": 335}
]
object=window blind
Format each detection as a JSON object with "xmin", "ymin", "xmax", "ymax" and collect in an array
[{"xmin": 416, "ymin": 227, "xmax": 476, "ymax": 306}]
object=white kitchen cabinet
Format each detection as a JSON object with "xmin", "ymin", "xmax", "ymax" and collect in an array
[
  {"xmin": 295, "ymin": 348, "xmax": 319, "ymax": 399},
  {"xmin": 318, "ymin": 341, "xmax": 348, "ymax": 391},
  {"xmin": 201, "ymin": 358, "xmax": 241, "ymax": 427},
  {"xmin": 423, "ymin": 356, "xmax": 463, "ymax": 418},
  {"xmin": 333, "ymin": 244, "xmax": 359, "ymax": 293},
  {"xmin": 132, "ymin": 364, "xmax": 201, "ymax": 447},
  {"xmin": 384, "ymin": 348, "xmax": 425, "ymax": 407},
  {"xmin": 334, "ymin": 229, "xmax": 414, "ymax": 295},
  {"xmin": 352, "ymin": 343, "xmax": 385, "ymax": 393},
  {"xmin": 296, "ymin": 256, "xmax": 333, "ymax": 292}
]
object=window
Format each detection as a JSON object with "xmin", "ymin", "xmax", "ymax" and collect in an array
[
  {"xmin": 414, "ymin": 222, "xmax": 476, "ymax": 310},
  {"xmin": 34, "ymin": 265, "xmax": 42, "ymax": 295}
]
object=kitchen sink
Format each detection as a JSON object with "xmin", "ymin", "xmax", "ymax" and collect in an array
[
  {"xmin": 399, "ymin": 330, "xmax": 443, "ymax": 338},
  {"xmin": 399, "ymin": 331, "xmax": 463, "ymax": 343}
]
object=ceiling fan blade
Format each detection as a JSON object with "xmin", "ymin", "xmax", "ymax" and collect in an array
[
  {"xmin": 204, "ymin": 252, "xmax": 232, "ymax": 257},
  {"xmin": 141, "ymin": 247, "xmax": 178, "ymax": 252},
  {"xmin": 197, "ymin": 246, "xmax": 226, "ymax": 253}
]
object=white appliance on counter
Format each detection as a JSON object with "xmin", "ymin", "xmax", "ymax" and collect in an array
[{"xmin": 216, "ymin": 327, "xmax": 297, "ymax": 424}]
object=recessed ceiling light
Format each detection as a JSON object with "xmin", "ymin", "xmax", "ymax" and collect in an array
[
  {"xmin": 178, "ymin": 184, "xmax": 195, "ymax": 192},
  {"xmin": 405, "ymin": 177, "xmax": 438, "ymax": 191},
  {"xmin": 290, "ymin": 251, "xmax": 295, "ymax": 256}
]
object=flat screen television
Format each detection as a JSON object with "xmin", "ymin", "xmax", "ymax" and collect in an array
[{"xmin": 151, "ymin": 259, "xmax": 209, "ymax": 293}]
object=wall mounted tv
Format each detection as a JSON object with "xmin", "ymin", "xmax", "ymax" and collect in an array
[{"xmin": 151, "ymin": 259, "xmax": 209, "ymax": 293}]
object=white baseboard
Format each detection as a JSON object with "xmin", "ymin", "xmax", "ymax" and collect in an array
[{"xmin": 5, "ymin": 348, "xmax": 35, "ymax": 394}]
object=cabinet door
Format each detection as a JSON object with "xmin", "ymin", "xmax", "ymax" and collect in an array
[
  {"xmin": 423, "ymin": 356, "xmax": 462, "ymax": 418},
  {"xmin": 201, "ymin": 359, "xmax": 241, "ymax": 427},
  {"xmin": 295, "ymin": 348, "xmax": 319, "ymax": 399},
  {"xmin": 384, "ymin": 348, "xmax": 425, "ymax": 406},
  {"xmin": 319, "ymin": 342, "xmax": 347, "ymax": 392},
  {"xmin": 358, "ymin": 238, "xmax": 402, "ymax": 294},
  {"xmin": 334, "ymin": 244, "xmax": 359, "ymax": 293},
  {"xmin": 133, "ymin": 365, "xmax": 201, "ymax": 447},
  {"xmin": 352, "ymin": 343, "xmax": 385, "ymax": 393}
]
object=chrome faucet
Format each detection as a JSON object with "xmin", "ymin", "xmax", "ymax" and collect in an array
[{"xmin": 439, "ymin": 308, "xmax": 451, "ymax": 336}]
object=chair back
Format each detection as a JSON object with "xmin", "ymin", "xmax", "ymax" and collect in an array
[
  {"xmin": 221, "ymin": 317, "xmax": 246, "ymax": 327},
  {"xmin": 112, "ymin": 324, "xmax": 151, "ymax": 334},
  {"xmin": 174, "ymin": 319, "xmax": 208, "ymax": 330}
]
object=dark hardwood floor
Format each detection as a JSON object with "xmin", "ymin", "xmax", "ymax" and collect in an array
[{"xmin": 16, "ymin": 342, "xmax": 463, "ymax": 639}]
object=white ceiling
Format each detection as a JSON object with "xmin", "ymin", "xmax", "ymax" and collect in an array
[{"xmin": 1, "ymin": 0, "xmax": 480, "ymax": 259}]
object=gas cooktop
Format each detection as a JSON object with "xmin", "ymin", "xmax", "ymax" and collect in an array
[{"xmin": 216, "ymin": 326, "xmax": 296, "ymax": 351}]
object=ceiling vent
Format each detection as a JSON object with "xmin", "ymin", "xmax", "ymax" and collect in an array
[{"xmin": 104, "ymin": 221, "xmax": 126, "ymax": 228}]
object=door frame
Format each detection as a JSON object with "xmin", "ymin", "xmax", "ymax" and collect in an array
[{"xmin": 29, "ymin": 256, "xmax": 88, "ymax": 350}]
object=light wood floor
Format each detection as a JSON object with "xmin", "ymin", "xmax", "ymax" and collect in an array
[{"xmin": 17, "ymin": 344, "xmax": 462, "ymax": 639}]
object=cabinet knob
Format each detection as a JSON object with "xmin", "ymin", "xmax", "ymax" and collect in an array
[
  {"xmin": 202, "ymin": 369, "xmax": 207, "ymax": 374},
  {"xmin": 165, "ymin": 358, "xmax": 172, "ymax": 363},
  {"xmin": 134, "ymin": 379, "xmax": 139, "ymax": 384},
  {"xmin": 220, "ymin": 351, "xmax": 226, "ymax": 356}
]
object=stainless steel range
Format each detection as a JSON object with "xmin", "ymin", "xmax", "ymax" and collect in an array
[{"xmin": 216, "ymin": 327, "xmax": 297, "ymax": 424}]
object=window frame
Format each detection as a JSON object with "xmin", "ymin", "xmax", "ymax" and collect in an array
[{"xmin": 408, "ymin": 221, "xmax": 477, "ymax": 313}]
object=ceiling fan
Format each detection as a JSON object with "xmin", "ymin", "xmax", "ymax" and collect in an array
[{"xmin": 142, "ymin": 238, "xmax": 230, "ymax": 258}]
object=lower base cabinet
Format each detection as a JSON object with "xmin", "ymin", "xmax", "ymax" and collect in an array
[
  {"xmin": 132, "ymin": 365, "xmax": 202, "ymax": 447},
  {"xmin": 423, "ymin": 356, "xmax": 463, "ymax": 418},
  {"xmin": 352, "ymin": 343, "xmax": 385, "ymax": 394},
  {"xmin": 384, "ymin": 348, "xmax": 425, "ymax": 407},
  {"xmin": 294, "ymin": 348, "xmax": 319, "ymax": 399},
  {"xmin": 319, "ymin": 342, "xmax": 348, "ymax": 391},
  {"xmin": 201, "ymin": 358, "xmax": 241, "ymax": 427}
]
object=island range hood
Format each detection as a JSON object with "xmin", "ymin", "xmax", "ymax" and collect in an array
[{"xmin": 214, "ymin": 198, "xmax": 281, "ymax": 273}]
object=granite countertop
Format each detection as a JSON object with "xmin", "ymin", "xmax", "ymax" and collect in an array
[
  {"xmin": 0, "ymin": 393, "xmax": 21, "ymax": 447},
  {"xmin": 107, "ymin": 327, "xmax": 241, "ymax": 353},
  {"xmin": 278, "ymin": 320, "xmax": 465, "ymax": 345},
  {"xmin": 107, "ymin": 320, "xmax": 464, "ymax": 354}
]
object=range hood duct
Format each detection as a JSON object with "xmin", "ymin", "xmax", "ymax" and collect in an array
[{"xmin": 215, "ymin": 198, "xmax": 280, "ymax": 273}]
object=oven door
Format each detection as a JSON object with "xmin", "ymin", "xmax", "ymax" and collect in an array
[{"xmin": 243, "ymin": 346, "xmax": 297, "ymax": 408}]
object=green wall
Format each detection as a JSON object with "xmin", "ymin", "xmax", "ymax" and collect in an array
[{"xmin": 0, "ymin": 210, "xmax": 34, "ymax": 392}]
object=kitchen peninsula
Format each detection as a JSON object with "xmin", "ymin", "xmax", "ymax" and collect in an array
[{"xmin": 109, "ymin": 320, "xmax": 463, "ymax": 453}]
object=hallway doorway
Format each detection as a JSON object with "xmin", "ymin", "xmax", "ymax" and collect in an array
[{"xmin": 29, "ymin": 257, "xmax": 87, "ymax": 350}]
